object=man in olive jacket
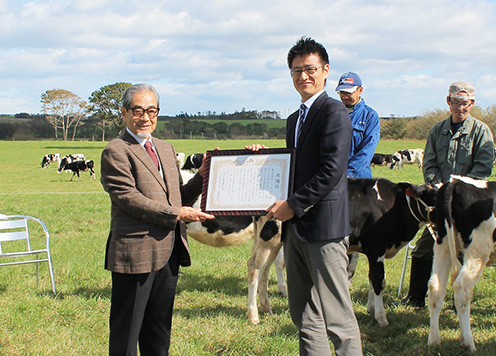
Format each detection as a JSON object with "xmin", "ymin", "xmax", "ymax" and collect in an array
[
  {"xmin": 101, "ymin": 83, "xmax": 213, "ymax": 355},
  {"xmin": 399, "ymin": 81, "xmax": 494, "ymax": 308}
]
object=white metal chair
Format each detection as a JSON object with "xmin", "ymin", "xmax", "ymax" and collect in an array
[
  {"xmin": 0, "ymin": 215, "xmax": 56, "ymax": 294},
  {"xmin": 397, "ymin": 242, "xmax": 415, "ymax": 297}
]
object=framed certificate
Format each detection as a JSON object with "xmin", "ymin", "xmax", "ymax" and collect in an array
[{"xmin": 200, "ymin": 148, "xmax": 295, "ymax": 216}]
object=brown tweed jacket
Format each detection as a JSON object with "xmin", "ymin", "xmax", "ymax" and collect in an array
[{"xmin": 101, "ymin": 130, "xmax": 203, "ymax": 274}]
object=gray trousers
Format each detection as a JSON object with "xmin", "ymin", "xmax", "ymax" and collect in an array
[{"xmin": 284, "ymin": 223, "xmax": 362, "ymax": 356}]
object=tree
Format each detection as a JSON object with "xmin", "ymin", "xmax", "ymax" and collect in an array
[
  {"xmin": 482, "ymin": 104, "xmax": 496, "ymax": 135},
  {"xmin": 88, "ymin": 82, "xmax": 132, "ymax": 140},
  {"xmin": 41, "ymin": 89, "xmax": 88, "ymax": 141},
  {"xmin": 380, "ymin": 118, "xmax": 407, "ymax": 140},
  {"xmin": 404, "ymin": 108, "xmax": 449, "ymax": 140}
]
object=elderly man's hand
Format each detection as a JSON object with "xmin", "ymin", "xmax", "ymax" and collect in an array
[{"xmin": 179, "ymin": 207, "xmax": 215, "ymax": 222}]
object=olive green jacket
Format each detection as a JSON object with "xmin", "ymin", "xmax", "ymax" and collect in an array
[{"xmin": 423, "ymin": 114, "xmax": 494, "ymax": 185}]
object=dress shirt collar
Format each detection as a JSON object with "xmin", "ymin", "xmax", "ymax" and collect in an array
[
  {"xmin": 301, "ymin": 90, "xmax": 325, "ymax": 110},
  {"xmin": 126, "ymin": 127, "xmax": 154, "ymax": 149}
]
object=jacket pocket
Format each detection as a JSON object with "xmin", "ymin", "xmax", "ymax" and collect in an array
[{"xmin": 113, "ymin": 225, "xmax": 149, "ymax": 237}]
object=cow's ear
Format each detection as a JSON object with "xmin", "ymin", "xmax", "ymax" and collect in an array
[
  {"xmin": 398, "ymin": 182, "xmax": 417, "ymax": 197},
  {"xmin": 405, "ymin": 188, "xmax": 416, "ymax": 197}
]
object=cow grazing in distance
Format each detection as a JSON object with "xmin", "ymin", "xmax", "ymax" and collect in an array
[
  {"xmin": 40, "ymin": 153, "xmax": 61, "ymax": 168},
  {"xmin": 58, "ymin": 159, "xmax": 96, "ymax": 181},
  {"xmin": 428, "ymin": 176, "xmax": 496, "ymax": 353},
  {"xmin": 371, "ymin": 153, "xmax": 397, "ymax": 168},
  {"xmin": 57, "ymin": 154, "xmax": 86, "ymax": 173},
  {"xmin": 390, "ymin": 148, "xmax": 424, "ymax": 169}
]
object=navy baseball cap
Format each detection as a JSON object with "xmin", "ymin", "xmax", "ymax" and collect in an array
[{"xmin": 335, "ymin": 72, "xmax": 363, "ymax": 93}]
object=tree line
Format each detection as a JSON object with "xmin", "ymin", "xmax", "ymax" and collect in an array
[
  {"xmin": 1, "ymin": 81, "xmax": 495, "ymax": 141},
  {"xmin": 0, "ymin": 82, "xmax": 286, "ymax": 141}
]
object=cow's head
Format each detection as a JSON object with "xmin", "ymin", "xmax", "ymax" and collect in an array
[
  {"xmin": 182, "ymin": 153, "xmax": 204, "ymax": 170},
  {"xmin": 57, "ymin": 157, "xmax": 68, "ymax": 173},
  {"xmin": 397, "ymin": 182, "xmax": 438, "ymax": 224},
  {"xmin": 387, "ymin": 155, "xmax": 401, "ymax": 169}
]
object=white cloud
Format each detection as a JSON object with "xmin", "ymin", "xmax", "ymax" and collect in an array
[{"xmin": 0, "ymin": 0, "xmax": 495, "ymax": 117}]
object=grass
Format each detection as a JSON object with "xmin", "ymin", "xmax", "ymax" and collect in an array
[{"xmin": 0, "ymin": 139, "xmax": 495, "ymax": 355}]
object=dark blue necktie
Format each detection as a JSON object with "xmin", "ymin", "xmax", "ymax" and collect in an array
[{"xmin": 295, "ymin": 104, "xmax": 306, "ymax": 147}]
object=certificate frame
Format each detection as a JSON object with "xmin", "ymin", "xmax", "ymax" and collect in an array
[{"xmin": 200, "ymin": 148, "xmax": 295, "ymax": 216}]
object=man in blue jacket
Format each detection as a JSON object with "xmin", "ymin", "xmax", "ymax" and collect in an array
[{"xmin": 336, "ymin": 72, "xmax": 380, "ymax": 178}]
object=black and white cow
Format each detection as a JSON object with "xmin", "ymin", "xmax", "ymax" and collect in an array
[
  {"xmin": 346, "ymin": 178, "xmax": 437, "ymax": 326},
  {"xmin": 57, "ymin": 154, "xmax": 86, "ymax": 173},
  {"xmin": 179, "ymin": 167, "xmax": 287, "ymax": 325},
  {"xmin": 428, "ymin": 176, "xmax": 496, "ymax": 353},
  {"xmin": 371, "ymin": 153, "xmax": 397, "ymax": 168},
  {"xmin": 40, "ymin": 153, "xmax": 61, "ymax": 168},
  {"xmin": 58, "ymin": 159, "xmax": 96, "ymax": 181},
  {"xmin": 390, "ymin": 148, "xmax": 424, "ymax": 169}
]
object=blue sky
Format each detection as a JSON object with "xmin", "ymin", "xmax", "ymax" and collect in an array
[{"xmin": 1, "ymin": 0, "xmax": 495, "ymax": 118}]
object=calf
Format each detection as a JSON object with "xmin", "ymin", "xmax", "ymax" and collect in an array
[
  {"xmin": 371, "ymin": 153, "xmax": 397, "ymax": 168},
  {"xmin": 40, "ymin": 153, "xmax": 61, "ymax": 168},
  {"xmin": 428, "ymin": 176, "xmax": 496, "ymax": 353},
  {"xmin": 58, "ymin": 159, "xmax": 96, "ymax": 181},
  {"xmin": 347, "ymin": 178, "xmax": 437, "ymax": 326},
  {"xmin": 390, "ymin": 148, "xmax": 424, "ymax": 169},
  {"xmin": 180, "ymin": 167, "xmax": 286, "ymax": 325},
  {"xmin": 186, "ymin": 213, "xmax": 287, "ymax": 324}
]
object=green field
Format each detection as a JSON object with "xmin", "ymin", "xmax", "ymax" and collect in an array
[{"xmin": 0, "ymin": 139, "xmax": 495, "ymax": 355}]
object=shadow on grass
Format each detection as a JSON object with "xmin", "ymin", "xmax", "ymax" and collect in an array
[
  {"xmin": 177, "ymin": 271, "xmax": 247, "ymax": 296},
  {"xmin": 175, "ymin": 303, "xmax": 247, "ymax": 319},
  {"xmin": 59, "ymin": 286, "xmax": 112, "ymax": 300},
  {"xmin": 352, "ymin": 292, "xmax": 496, "ymax": 356}
]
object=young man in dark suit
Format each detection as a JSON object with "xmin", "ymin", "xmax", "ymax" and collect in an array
[
  {"xmin": 101, "ymin": 83, "xmax": 214, "ymax": 355},
  {"xmin": 264, "ymin": 37, "xmax": 362, "ymax": 355}
]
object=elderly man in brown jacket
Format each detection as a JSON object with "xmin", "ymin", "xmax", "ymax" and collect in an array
[{"xmin": 101, "ymin": 83, "xmax": 214, "ymax": 356}]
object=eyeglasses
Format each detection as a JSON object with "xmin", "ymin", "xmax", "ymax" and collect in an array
[
  {"xmin": 290, "ymin": 66, "xmax": 323, "ymax": 77},
  {"xmin": 127, "ymin": 106, "xmax": 160, "ymax": 118},
  {"xmin": 449, "ymin": 99, "xmax": 472, "ymax": 108}
]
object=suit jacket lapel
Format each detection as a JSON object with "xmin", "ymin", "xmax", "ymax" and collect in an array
[
  {"xmin": 121, "ymin": 131, "xmax": 167, "ymax": 192},
  {"xmin": 295, "ymin": 91, "xmax": 328, "ymax": 149},
  {"xmin": 287, "ymin": 111, "xmax": 298, "ymax": 148},
  {"xmin": 153, "ymin": 139, "xmax": 181, "ymax": 204}
]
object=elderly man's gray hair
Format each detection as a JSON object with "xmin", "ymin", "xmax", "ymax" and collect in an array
[{"xmin": 121, "ymin": 83, "xmax": 160, "ymax": 108}]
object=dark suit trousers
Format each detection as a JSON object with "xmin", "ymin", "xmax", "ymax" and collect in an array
[{"xmin": 109, "ymin": 247, "xmax": 180, "ymax": 356}]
